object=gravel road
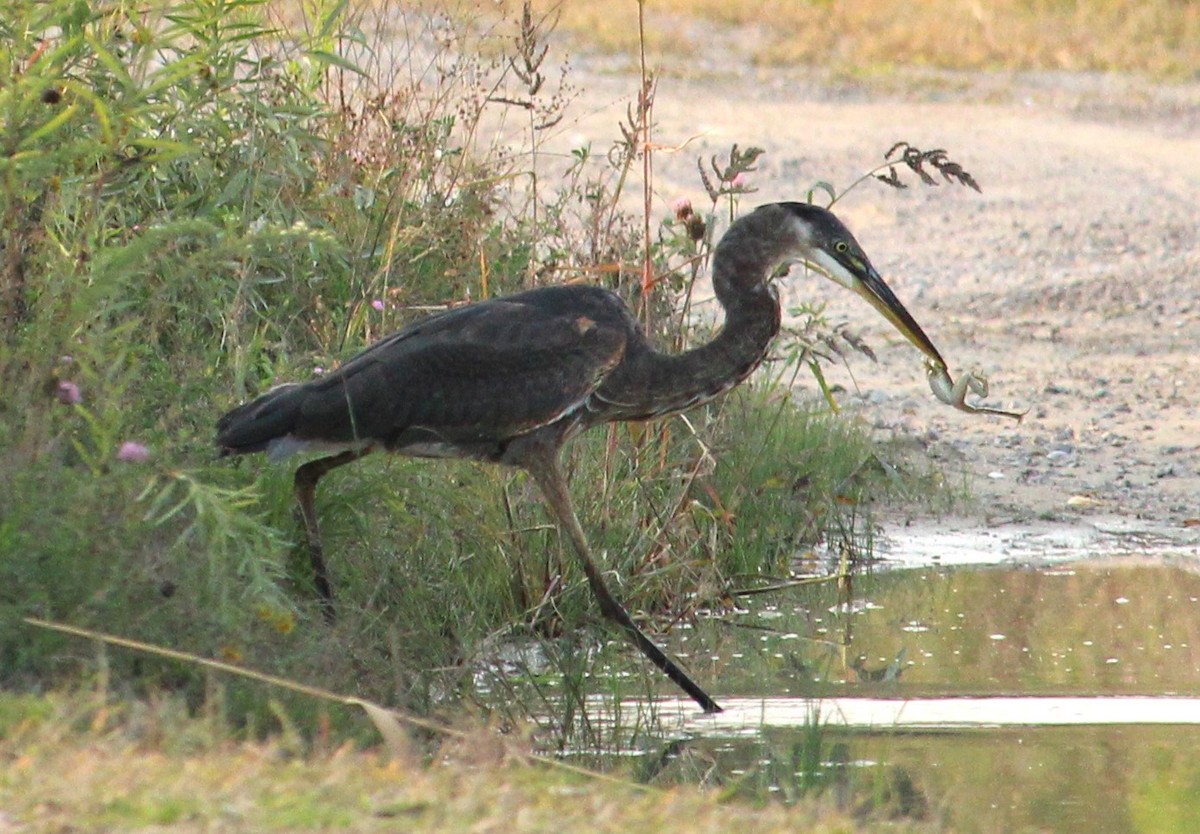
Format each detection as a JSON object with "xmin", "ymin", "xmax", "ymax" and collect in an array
[{"xmin": 532, "ymin": 58, "xmax": 1200, "ymax": 551}]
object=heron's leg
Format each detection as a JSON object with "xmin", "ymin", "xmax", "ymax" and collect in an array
[
  {"xmin": 294, "ymin": 448, "xmax": 371, "ymax": 621},
  {"xmin": 520, "ymin": 445, "xmax": 722, "ymax": 714}
]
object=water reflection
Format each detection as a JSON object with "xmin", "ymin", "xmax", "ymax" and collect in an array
[
  {"xmin": 608, "ymin": 551, "xmax": 1200, "ymax": 833},
  {"xmin": 673, "ymin": 725, "xmax": 1200, "ymax": 834},
  {"xmin": 706, "ymin": 561, "xmax": 1200, "ymax": 698}
]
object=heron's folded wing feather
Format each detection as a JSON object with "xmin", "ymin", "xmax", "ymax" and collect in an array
[{"xmin": 293, "ymin": 304, "xmax": 627, "ymax": 446}]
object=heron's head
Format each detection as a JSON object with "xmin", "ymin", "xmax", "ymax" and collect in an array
[{"xmin": 776, "ymin": 201, "xmax": 946, "ymax": 368}]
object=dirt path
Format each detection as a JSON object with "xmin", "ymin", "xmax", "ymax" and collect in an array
[{"xmin": 546, "ymin": 62, "xmax": 1200, "ymax": 549}]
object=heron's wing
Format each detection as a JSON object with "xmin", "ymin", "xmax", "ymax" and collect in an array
[{"xmin": 294, "ymin": 297, "xmax": 629, "ymax": 447}]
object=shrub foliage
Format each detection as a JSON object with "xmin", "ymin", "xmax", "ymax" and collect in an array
[{"xmin": 0, "ymin": 0, "xmax": 929, "ymax": 719}]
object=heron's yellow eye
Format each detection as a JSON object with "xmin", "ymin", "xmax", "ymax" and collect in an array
[{"xmin": 834, "ymin": 241, "xmax": 849, "ymax": 254}]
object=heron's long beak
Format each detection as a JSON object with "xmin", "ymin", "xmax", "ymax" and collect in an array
[{"xmin": 854, "ymin": 265, "xmax": 945, "ymax": 367}]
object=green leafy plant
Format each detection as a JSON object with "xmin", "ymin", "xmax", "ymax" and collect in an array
[{"xmin": 0, "ymin": 0, "xmax": 959, "ymax": 745}]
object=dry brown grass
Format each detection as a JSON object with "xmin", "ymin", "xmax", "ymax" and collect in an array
[
  {"xmin": 0, "ymin": 693, "xmax": 929, "ymax": 834},
  {"xmin": 519, "ymin": 0, "xmax": 1199, "ymax": 76}
]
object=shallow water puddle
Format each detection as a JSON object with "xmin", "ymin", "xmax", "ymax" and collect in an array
[{"xmin": 603, "ymin": 520, "xmax": 1200, "ymax": 833}]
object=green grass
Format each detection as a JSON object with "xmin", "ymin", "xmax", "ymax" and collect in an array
[
  {"xmin": 0, "ymin": 0, "xmax": 955, "ymax": 753},
  {"xmin": 0, "ymin": 5, "xmax": 981, "ymax": 826}
]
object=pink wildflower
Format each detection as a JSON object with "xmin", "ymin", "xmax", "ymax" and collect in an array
[
  {"xmin": 371, "ymin": 299, "xmax": 385, "ymax": 312},
  {"xmin": 672, "ymin": 197, "xmax": 693, "ymax": 220},
  {"xmin": 730, "ymin": 172, "xmax": 748, "ymax": 188},
  {"xmin": 56, "ymin": 380, "xmax": 82, "ymax": 405},
  {"xmin": 116, "ymin": 441, "xmax": 151, "ymax": 463}
]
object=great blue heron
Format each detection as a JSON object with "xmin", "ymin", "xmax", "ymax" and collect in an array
[{"xmin": 216, "ymin": 202, "xmax": 948, "ymax": 713}]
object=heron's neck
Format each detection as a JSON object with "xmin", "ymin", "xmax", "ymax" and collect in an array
[
  {"xmin": 597, "ymin": 219, "xmax": 786, "ymax": 419},
  {"xmin": 664, "ymin": 277, "xmax": 782, "ymax": 406}
]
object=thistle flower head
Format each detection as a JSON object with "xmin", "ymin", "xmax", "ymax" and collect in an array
[
  {"xmin": 56, "ymin": 380, "xmax": 82, "ymax": 405},
  {"xmin": 116, "ymin": 441, "xmax": 151, "ymax": 463}
]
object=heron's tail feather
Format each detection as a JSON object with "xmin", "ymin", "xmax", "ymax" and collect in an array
[{"xmin": 215, "ymin": 384, "xmax": 306, "ymax": 456}]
